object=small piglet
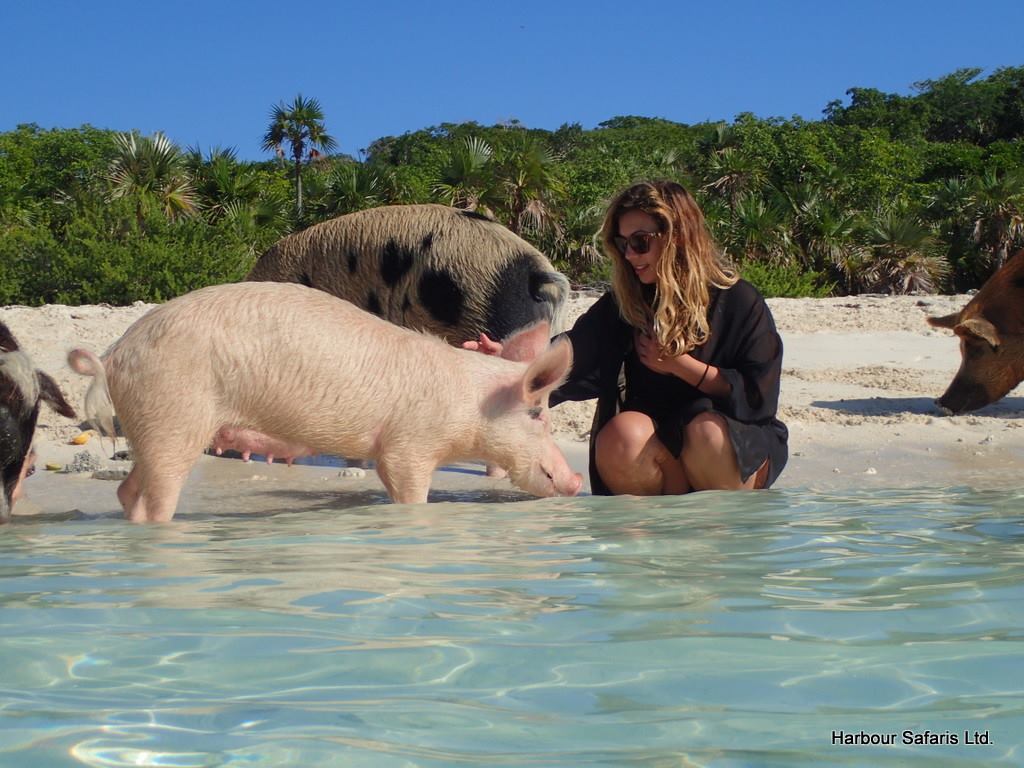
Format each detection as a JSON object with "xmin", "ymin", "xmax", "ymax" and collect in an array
[
  {"xmin": 1, "ymin": 322, "xmax": 77, "ymax": 521},
  {"xmin": 69, "ymin": 282, "xmax": 581, "ymax": 522}
]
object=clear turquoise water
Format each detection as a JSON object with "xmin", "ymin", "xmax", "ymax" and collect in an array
[{"xmin": 1, "ymin": 488, "xmax": 1022, "ymax": 767}]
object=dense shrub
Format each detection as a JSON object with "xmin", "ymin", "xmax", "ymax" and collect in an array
[{"xmin": 739, "ymin": 260, "xmax": 834, "ymax": 298}]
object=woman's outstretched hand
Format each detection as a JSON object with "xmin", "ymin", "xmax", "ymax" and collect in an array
[{"xmin": 462, "ymin": 333, "xmax": 504, "ymax": 356}]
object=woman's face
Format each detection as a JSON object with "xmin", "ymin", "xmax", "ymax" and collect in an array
[{"xmin": 615, "ymin": 209, "xmax": 664, "ymax": 285}]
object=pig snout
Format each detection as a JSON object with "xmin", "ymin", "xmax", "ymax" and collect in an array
[
  {"xmin": 558, "ymin": 470, "xmax": 584, "ymax": 497},
  {"xmin": 935, "ymin": 358, "xmax": 1014, "ymax": 414},
  {"xmin": 510, "ymin": 446, "xmax": 582, "ymax": 498},
  {"xmin": 936, "ymin": 380, "xmax": 994, "ymax": 415}
]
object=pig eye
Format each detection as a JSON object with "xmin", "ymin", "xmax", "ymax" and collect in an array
[{"xmin": 528, "ymin": 406, "xmax": 543, "ymax": 420}]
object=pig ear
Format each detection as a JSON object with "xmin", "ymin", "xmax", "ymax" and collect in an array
[
  {"xmin": 501, "ymin": 321, "xmax": 552, "ymax": 363},
  {"xmin": 520, "ymin": 338, "xmax": 572, "ymax": 403},
  {"xmin": 0, "ymin": 323, "xmax": 19, "ymax": 353},
  {"xmin": 36, "ymin": 371, "xmax": 77, "ymax": 418},
  {"xmin": 955, "ymin": 317, "xmax": 1001, "ymax": 349},
  {"xmin": 927, "ymin": 312, "xmax": 960, "ymax": 330}
]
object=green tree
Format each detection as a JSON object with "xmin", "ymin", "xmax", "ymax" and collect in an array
[
  {"xmin": 719, "ymin": 192, "xmax": 794, "ymax": 266},
  {"xmin": 107, "ymin": 131, "xmax": 199, "ymax": 227},
  {"xmin": 186, "ymin": 146, "xmax": 260, "ymax": 222},
  {"xmin": 537, "ymin": 201, "xmax": 607, "ymax": 285},
  {"xmin": 261, "ymin": 94, "xmax": 337, "ymax": 219},
  {"xmin": 313, "ymin": 161, "xmax": 401, "ymax": 217},
  {"xmin": 858, "ymin": 209, "xmax": 947, "ymax": 294},
  {"xmin": 968, "ymin": 168, "xmax": 1024, "ymax": 270},
  {"xmin": 491, "ymin": 133, "xmax": 566, "ymax": 237},
  {"xmin": 432, "ymin": 136, "xmax": 494, "ymax": 211},
  {"xmin": 702, "ymin": 146, "xmax": 768, "ymax": 204}
]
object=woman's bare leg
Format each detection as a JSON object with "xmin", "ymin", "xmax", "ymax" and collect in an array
[
  {"xmin": 595, "ymin": 411, "xmax": 690, "ymax": 495},
  {"xmin": 682, "ymin": 412, "xmax": 765, "ymax": 490}
]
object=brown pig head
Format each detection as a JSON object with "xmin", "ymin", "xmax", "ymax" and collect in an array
[{"xmin": 927, "ymin": 250, "xmax": 1024, "ymax": 413}]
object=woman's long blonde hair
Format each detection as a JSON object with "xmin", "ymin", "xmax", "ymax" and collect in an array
[{"xmin": 601, "ymin": 180, "xmax": 737, "ymax": 357}]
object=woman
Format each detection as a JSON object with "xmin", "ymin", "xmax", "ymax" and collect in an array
[{"xmin": 472, "ymin": 180, "xmax": 787, "ymax": 495}]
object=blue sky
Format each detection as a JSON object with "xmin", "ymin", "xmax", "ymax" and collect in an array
[{"xmin": 5, "ymin": 1, "xmax": 1023, "ymax": 161}]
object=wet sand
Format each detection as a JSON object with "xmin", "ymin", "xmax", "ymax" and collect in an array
[{"xmin": 5, "ymin": 291, "xmax": 1023, "ymax": 520}]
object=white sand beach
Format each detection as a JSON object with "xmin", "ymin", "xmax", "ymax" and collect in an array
[{"xmin": 4, "ymin": 291, "xmax": 1022, "ymax": 519}]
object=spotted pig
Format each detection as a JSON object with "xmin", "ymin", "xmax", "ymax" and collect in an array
[
  {"xmin": 1, "ymin": 322, "xmax": 77, "ymax": 520},
  {"xmin": 245, "ymin": 204, "xmax": 570, "ymax": 344},
  {"xmin": 927, "ymin": 248, "xmax": 1024, "ymax": 413}
]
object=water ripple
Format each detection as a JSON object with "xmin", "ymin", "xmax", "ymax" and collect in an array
[{"xmin": 1, "ymin": 488, "xmax": 1022, "ymax": 765}]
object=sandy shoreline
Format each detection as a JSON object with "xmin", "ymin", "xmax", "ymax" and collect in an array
[{"xmin": 5, "ymin": 291, "xmax": 1023, "ymax": 519}]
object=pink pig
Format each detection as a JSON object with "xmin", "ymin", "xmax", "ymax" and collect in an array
[{"xmin": 68, "ymin": 282, "xmax": 581, "ymax": 522}]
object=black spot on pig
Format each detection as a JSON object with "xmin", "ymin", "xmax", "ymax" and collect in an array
[
  {"xmin": 484, "ymin": 252, "xmax": 563, "ymax": 341},
  {"xmin": 366, "ymin": 292, "xmax": 383, "ymax": 317},
  {"xmin": 347, "ymin": 250, "xmax": 358, "ymax": 273},
  {"xmin": 298, "ymin": 272, "xmax": 313, "ymax": 288},
  {"xmin": 421, "ymin": 233, "xmax": 434, "ymax": 251},
  {"xmin": 381, "ymin": 239, "xmax": 414, "ymax": 286},
  {"xmin": 419, "ymin": 270, "xmax": 464, "ymax": 326}
]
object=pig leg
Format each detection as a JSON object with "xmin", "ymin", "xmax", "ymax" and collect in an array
[
  {"xmin": 122, "ymin": 460, "xmax": 194, "ymax": 528},
  {"xmin": 120, "ymin": 423, "xmax": 215, "ymax": 522},
  {"xmin": 375, "ymin": 454, "xmax": 434, "ymax": 505},
  {"xmin": 9, "ymin": 448, "xmax": 36, "ymax": 508},
  {"xmin": 117, "ymin": 460, "xmax": 191, "ymax": 523},
  {"xmin": 116, "ymin": 465, "xmax": 143, "ymax": 515}
]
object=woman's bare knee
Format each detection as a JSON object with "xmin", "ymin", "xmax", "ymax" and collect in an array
[
  {"xmin": 595, "ymin": 412, "xmax": 674, "ymax": 495},
  {"xmin": 596, "ymin": 412, "xmax": 656, "ymax": 461},
  {"xmin": 682, "ymin": 412, "xmax": 746, "ymax": 490}
]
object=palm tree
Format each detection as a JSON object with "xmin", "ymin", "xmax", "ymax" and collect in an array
[
  {"xmin": 968, "ymin": 168, "xmax": 1024, "ymax": 270},
  {"xmin": 316, "ymin": 162, "xmax": 401, "ymax": 216},
  {"xmin": 720, "ymin": 193, "xmax": 795, "ymax": 266},
  {"xmin": 186, "ymin": 146, "xmax": 262, "ymax": 223},
  {"xmin": 779, "ymin": 181, "xmax": 864, "ymax": 287},
  {"xmin": 0, "ymin": 182, "xmax": 39, "ymax": 231},
  {"xmin": 107, "ymin": 131, "xmax": 198, "ymax": 226},
  {"xmin": 858, "ymin": 209, "xmax": 947, "ymax": 294},
  {"xmin": 261, "ymin": 94, "xmax": 337, "ymax": 219},
  {"xmin": 492, "ymin": 134, "xmax": 565, "ymax": 237},
  {"xmin": 432, "ymin": 136, "xmax": 494, "ymax": 212},
  {"xmin": 925, "ymin": 176, "xmax": 982, "ymax": 287},
  {"xmin": 537, "ymin": 202, "xmax": 606, "ymax": 285},
  {"xmin": 702, "ymin": 147, "xmax": 767, "ymax": 205}
]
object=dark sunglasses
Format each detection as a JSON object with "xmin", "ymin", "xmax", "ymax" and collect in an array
[{"xmin": 612, "ymin": 231, "xmax": 661, "ymax": 257}]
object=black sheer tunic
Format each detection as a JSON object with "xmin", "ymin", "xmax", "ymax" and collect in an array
[{"xmin": 551, "ymin": 280, "xmax": 788, "ymax": 495}]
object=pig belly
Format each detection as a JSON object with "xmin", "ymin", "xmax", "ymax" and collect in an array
[{"xmin": 210, "ymin": 426, "xmax": 314, "ymax": 465}]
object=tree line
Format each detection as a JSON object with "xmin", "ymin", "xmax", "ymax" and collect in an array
[{"xmin": 2, "ymin": 67, "xmax": 1022, "ymax": 306}]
